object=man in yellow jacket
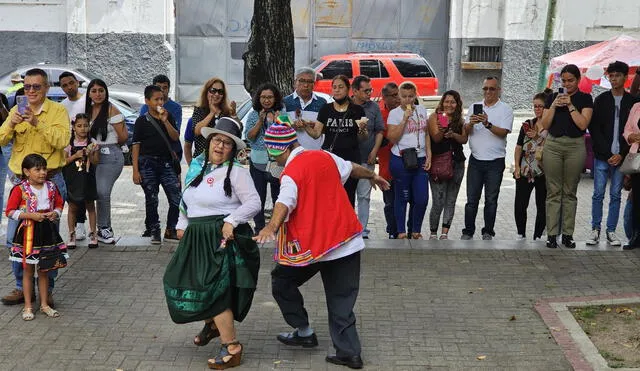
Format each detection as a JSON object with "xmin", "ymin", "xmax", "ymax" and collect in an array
[{"xmin": 0, "ymin": 68, "xmax": 70, "ymax": 307}]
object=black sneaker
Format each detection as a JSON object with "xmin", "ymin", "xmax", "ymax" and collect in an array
[
  {"xmin": 151, "ymin": 230, "xmax": 162, "ymax": 245},
  {"xmin": 562, "ymin": 234, "xmax": 576, "ymax": 249},
  {"xmin": 97, "ymin": 227, "xmax": 115, "ymax": 244},
  {"xmin": 141, "ymin": 229, "xmax": 151, "ymax": 237},
  {"xmin": 276, "ymin": 330, "xmax": 318, "ymax": 348},
  {"xmin": 546, "ymin": 235, "xmax": 558, "ymax": 249}
]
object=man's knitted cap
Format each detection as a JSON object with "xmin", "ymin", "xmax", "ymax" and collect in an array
[{"xmin": 264, "ymin": 117, "xmax": 298, "ymax": 157}]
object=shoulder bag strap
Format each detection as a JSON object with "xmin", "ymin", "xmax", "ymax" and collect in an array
[
  {"xmin": 395, "ymin": 107, "xmax": 418, "ymax": 153},
  {"xmin": 327, "ymin": 106, "xmax": 350, "ymax": 153},
  {"xmin": 145, "ymin": 113, "xmax": 177, "ymax": 159}
]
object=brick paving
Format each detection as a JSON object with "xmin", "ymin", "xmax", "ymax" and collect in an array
[
  {"xmin": 0, "ymin": 243, "xmax": 639, "ymax": 370},
  {"xmin": 0, "ymin": 107, "xmax": 637, "ymax": 370}
]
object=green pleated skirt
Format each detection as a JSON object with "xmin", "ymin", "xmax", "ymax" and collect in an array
[{"xmin": 163, "ymin": 215, "xmax": 260, "ymax": 324}]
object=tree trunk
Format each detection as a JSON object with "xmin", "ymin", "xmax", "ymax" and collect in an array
[{"xmin": 243, "ymin": 0, "xmax": 295, "ymax": 97}]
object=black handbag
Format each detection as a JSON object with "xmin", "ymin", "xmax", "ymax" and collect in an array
[
  {"xmin": 400, "ymin": 147, "xmax": 419, "ymax": 170},
  {"xmin": 145, "ymin": 113, "xmax": 182, "ymax": 175},
  {"xmin": 397, "ymin": 108, "xmax": 421, "ymax": 170}
]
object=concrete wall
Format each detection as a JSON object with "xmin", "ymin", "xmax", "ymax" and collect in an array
[
  {"xmin": 0, "ymin": 0, "xmax": 174, "ymax": 87},
  {"xmin": 449, "ymin": 0, "xmax": 640, "ymax": 110}
]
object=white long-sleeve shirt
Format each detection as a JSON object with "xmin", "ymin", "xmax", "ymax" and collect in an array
[
  {"xmin": 276, "ymin": 147, "xmax": 365, "ymax": 262},
  {"xmin": 176, "ymin": 163, "xmax": 261, "ymax": 230}
]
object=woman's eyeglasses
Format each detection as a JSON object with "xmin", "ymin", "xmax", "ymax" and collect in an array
[
  {"xmin": 208, "ymin": 88, "xmax": 225, "ymax": 95},
  {"xmin": 212, "ymin": 137, "xmax": 234, "ymax": 149}
]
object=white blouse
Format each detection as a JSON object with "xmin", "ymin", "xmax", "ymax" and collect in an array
[
  {"xmin": 93, "ymin": 113, "xmax": 124, "ymax": 145},
  {"xmin": 176, "ymin": 163, "xmax": 261, "ymax": 230}
]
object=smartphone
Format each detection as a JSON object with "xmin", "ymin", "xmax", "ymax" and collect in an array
[
  {"xmin": 438, "ymin": 113, "xmax": 449, "ymax": 128},
  {"xmin": 558, "ymin": 87, "xmax": 565, "ymax": 94},
  {"xmin": 16, "ymin": 96, "xmax": 28, "ymax": 115},
  {"xmin": 522, "ymin": 121, "xmax": 531, "ymax": 132},
  {"xmin": 473, "ymin": 103, "xmax": 483, "ymax": 116}
]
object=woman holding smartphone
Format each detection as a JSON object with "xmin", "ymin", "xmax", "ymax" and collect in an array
[
  {"xmin": 243, "ymin": 83, "xmax": 284, "ymax": 232},
  {"xmin": 540, "ymin": 64, "xmax": 593, "ymax": 248},
  {"xmin": 426, "ymin": 90, "xmax": 467, "ymax": 240},
  {"xmin": 513, "ymin": 92, "xmax": 548, "ymax": 241}
]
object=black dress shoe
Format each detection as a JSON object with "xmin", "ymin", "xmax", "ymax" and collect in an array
[
  {"xmin": 546, "ymin": 235, "xmax": 558, "ymax": 249},
  {"xmin": 276, "ymin": 330, "xmax": 318, "ymax": 348},
  {"xmin": 562, "ymin": 234, "xmax": 576, "ymax": 248},
  {"xmin": 623, "ymin": 244, "xmax": 638, "ymax": 250},
  {"xmin": 326, "ymin": 355, "xmax": 363, "ymax": 369}
]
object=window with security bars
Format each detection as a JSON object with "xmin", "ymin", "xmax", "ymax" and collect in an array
[{"xmin": 468, "ymin": 46, "xmax": 502, "ymax": 62}]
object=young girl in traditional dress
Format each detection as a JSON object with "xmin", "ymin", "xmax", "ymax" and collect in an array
[
  {"xmin": 63, "ymin": 114, "xmax": 99, "ymax": 248},
  {"xmin": 6, "ymin": 154, "xmax": 68, "ymax": 320}
]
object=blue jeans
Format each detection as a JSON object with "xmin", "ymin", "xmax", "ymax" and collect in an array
[
  {"xmin": 382, "ymin": 180, "xmax": 414, "ymax": 237},
  {"xmin": 463, "ymin": 156, "xmax": 505, "ymax": 237},
  {"xmin": 8, "ymin": 170, "xmax": 66, "ymax": 291},
  {"xmin": 139, "ymin": 155, "xmax": 181, "ymax": 232},
  {"xmin": 249, "ymin": 161, "xmax": 280, "ymax": 231},
  {"xmin": 356, "ymin": 163, "xmax": 375, "ymax": 237},
  {"xmin": 591, "ymin": 158, "xmax": 624, "ymax": 232},
  {"xmin": 0, "ymin": 143, "xmax": 11, "ymax": 225},
  {"xmin": 389, "ymin": 155, "xmax": 429, "ymax": 234},
  {"xmin": 624, "ymin": 197, "xmax": 633, "ymax": 240}
]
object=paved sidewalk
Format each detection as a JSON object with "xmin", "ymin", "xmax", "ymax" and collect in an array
[{"xmin": 0, "ymin": 241, "xmax": 638, "ymax": 370}]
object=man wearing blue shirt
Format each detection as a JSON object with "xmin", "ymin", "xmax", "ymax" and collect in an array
[{"xmin": 283, "ymin": 67, "xmax": 328, "ymax": 150}]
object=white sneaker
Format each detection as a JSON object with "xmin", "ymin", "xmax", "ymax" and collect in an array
[
  {"xmin": 606, "ymin": 231, "xmax": 621, "ymax": 246},
  {"xmin": 586, "ymin": 229, "xmax": 600, "ymax": 245},
  {"xmin": 75, "ymin": 223, "xmax": 86, "ymax": 241},
  {"xmin": 516, "ymin": 234, "xmax": 526, "ymax": 241}
]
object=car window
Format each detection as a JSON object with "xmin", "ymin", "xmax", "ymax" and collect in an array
[
  {"xmin": 48, "ymin": 68, "xmax": 63, "ymax": 86},
  {"xmin": 309, "ymin": 59, "xmax": 324, "ymax": 70},
  {"xmin": 359, "ymin": 59, "xmax": 389, "ymax": 78},
  {"xmin": 392, "ymin": 58, "xmax": 435, "ymax": 78},
  {"xmin": 319, "ymin": 60, "xmax": 353, "ymax": 79}
]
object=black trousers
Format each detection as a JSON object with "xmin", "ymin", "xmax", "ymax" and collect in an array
[
  {"xmin": 514, "ymin": 175, "xmax": 547, "ymax": 238},
  {"xmin": 271, "ymin": 251, "xmax": 362, "ymax": 358}
]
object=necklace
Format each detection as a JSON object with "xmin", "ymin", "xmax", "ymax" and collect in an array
[{"xmin": 334, "ymin": 102, "xmax": 348, "ymax": 112}]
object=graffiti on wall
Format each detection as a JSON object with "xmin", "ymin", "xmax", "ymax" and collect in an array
[{"xmin": 315, "ymin": 0, "xmax": 352, "ymax": 27}]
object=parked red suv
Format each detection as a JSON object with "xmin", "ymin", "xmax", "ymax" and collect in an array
[{"xmin": 309, "ymin": 52, "xmax": 439, "ymax": 97}]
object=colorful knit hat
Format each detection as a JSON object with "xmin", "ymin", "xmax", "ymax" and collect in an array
[{"xmin": 264, "ymin": 119, "xmax": 297, "ymax": 157}]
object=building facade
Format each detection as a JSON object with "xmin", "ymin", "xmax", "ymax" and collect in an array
[{"xmin": 1, "ymin": 0, "xmax": 638, "ymax": 108}]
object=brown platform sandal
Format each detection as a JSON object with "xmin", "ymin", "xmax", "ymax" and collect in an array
[
  {"xmin": 194, "ymin": 321, "xmax": 220, "ymax": 346},
  {"xmin": 207, "ymin": 341, "xmax": 242, "ymax": 369},
  {"xmin": 411, "ymin": 233, "xmax": 423, "ymax": 240}
]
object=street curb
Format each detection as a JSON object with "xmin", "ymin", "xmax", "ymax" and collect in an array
[{"xmin": 535, "ymin": 293, "xmax": 640, "ymax": 371}]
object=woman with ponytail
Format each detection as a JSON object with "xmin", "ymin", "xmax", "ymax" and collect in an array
[{"xmin": 165, "ymin": 117, "xmax": 260, "ymax": 369}]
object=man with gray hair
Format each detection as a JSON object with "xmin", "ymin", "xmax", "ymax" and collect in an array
[
  {"xmin": 283, "ymin": 67, "xmax": 328, "ymax": 149},
  {"xmin": 461, "ymin": 76, "xmax": 513, "ymax": 241}
]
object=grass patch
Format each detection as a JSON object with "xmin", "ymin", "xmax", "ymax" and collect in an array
[{"xmin": 570, "ymin": 304, "xmax": 640, "ymax": 368}]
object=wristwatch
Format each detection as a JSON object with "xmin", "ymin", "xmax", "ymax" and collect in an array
[{"xmin": 484, "ymin": 121, "xmax": 493, "ymax": 129}]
